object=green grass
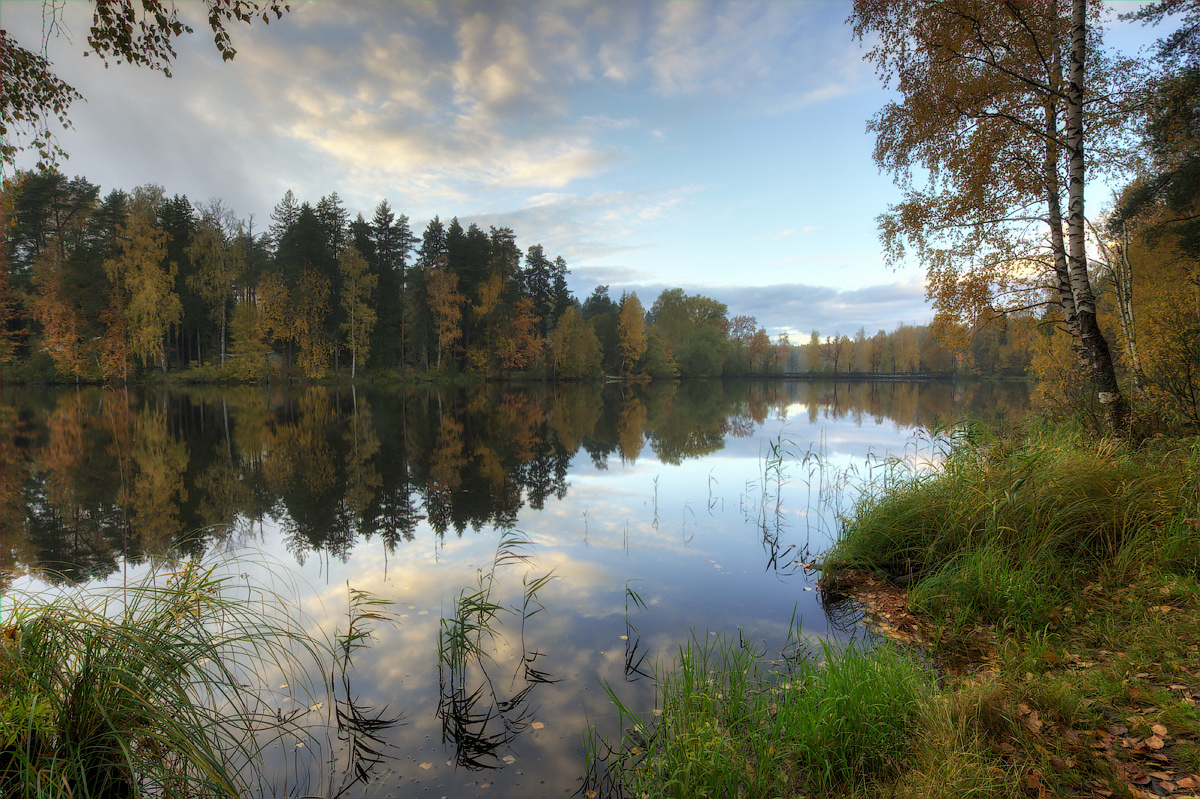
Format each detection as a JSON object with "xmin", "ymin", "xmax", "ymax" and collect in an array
[
  {"xmin": 587, "ymin": 623, "xmax": 934, "ymax": 798},
  {"xmin": 826, "ymin": 423, "xmax": 1200, "ymax": 632},
  {"xmin": 0, "ymin": 559, "xmax": 384, "ymax": 798}
]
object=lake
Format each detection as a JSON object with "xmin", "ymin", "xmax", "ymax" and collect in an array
[{"xmin": 0, "ymin": 378, "xmax": 1029, "ymax": 798}]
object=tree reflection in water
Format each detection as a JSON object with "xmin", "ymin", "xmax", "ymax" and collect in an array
[{"xmin": 0, "ymin": 379, "xmax": 1029, "ymax": 580}]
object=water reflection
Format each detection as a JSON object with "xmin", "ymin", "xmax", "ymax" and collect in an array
[
  {"xmin": 1, "ymin": 379, "xmax": 1032, "ymax": 798},
  {"xmin": 0, "ymin": 380, "xmax": 1029, "ymax": 582}
]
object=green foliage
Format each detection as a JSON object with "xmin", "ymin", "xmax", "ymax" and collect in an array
[{"xmin": 590, "ymin": 627, "xmax": 932, "ymax": 798}]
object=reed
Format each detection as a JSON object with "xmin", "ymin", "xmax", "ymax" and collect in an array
[
  {"xmin": 0, "ymin": 557, "xmax": 399, "ymax": 799},
  {"xmin": 0, "ymin": 560, "xmax": 336, "ymax": 798}
]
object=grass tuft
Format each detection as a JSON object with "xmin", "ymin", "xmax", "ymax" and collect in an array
[{"xmin": 0, "ymin": 558, "xmax": 386, "ymax": 798}]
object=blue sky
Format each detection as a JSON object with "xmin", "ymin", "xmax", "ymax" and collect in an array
[{"xmin": 1, "ymin": 1, "xmax": 1159, "ymax": 338}]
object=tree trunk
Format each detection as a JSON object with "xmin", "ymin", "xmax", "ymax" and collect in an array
[
  {"xmin": 1066, "ymin": 0, "xmax": 1127, "ymax": 431},
  {"xmin": 1044, "ymin": 44, "xmax": 1086, "ymax": 369},
  {"xmin": 219, "ymin": 302, "xmax": 226, "ymax": 368}
]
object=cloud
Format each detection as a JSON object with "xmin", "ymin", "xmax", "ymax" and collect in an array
[{"xmin": 562, "ymin": 278, "xmax": 931, "ymax": 338}]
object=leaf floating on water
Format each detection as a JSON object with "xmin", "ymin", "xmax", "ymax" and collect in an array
[
  {"xmin": 419, "ymin": 762, "xmax": 432, "ymax": 770},
  {"xmin": 502, "ymin": 755, "xmax": 516, "ymax": 764},
  {"xmin": 586, "ymin": 791, "xmax": 598, "ymax": 798},
  {"xmin": 296, "ymin": 742, "xmax": 305, "ymax": 748},
  {"xmin": 531, "ymin": 721, "xmax": 545, "ymax": 729},
  {"xmin": 619, "ymin": 635, "xmax": 628, "ymax": 640},
  {"xmin": 310, "ymin": 702, "xmax": 323, "ymax": 711},
  {"xmin": 279, "ymin": 683, "xmax": 289, "ymax": 689}
]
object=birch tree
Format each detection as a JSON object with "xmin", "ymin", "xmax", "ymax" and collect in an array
[
  {"xmin": 105, "ymin": 209, "xmax": 180, "ymax": 373},
  {"xmin": 186, "ymin": 216, "xmax": 246, "ymax": 367},
  {"xmin": 851, "ymin": 0, "xmax": 1133, "ymax": 429},
  {"xmin": 338, "ymin": 244, "xmax": 377, "ymax": 379}
]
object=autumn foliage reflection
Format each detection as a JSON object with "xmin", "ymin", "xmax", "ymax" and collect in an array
[{"xmin": 1, "ymin": 380, "xmax": 1028, "ymax": 579}]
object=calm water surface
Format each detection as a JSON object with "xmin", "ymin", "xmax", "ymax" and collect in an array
[{"xmin": 0, "ymin": 379, "xmax": 1029, "ymax": 798}]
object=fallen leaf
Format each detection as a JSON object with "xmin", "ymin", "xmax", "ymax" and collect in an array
[
  {"xmin": 1110, "ymin": 723, "xmax": 1129, "ymax": 736},
  {"xmin": 1148, "ymin": 771, "xmax": 1172, "ymax": 780},
  {"xmin": 419, "ymin": 762, "xmax": 432, "ymax": 769},
  {"xmin": 531, "ymin": 721, "xmax": 545, "ymax": 729},
  {"xmin": 1050, "ymin": 755, "xmax": 1070, "ymax": 773},
  {"xmin": 1146, "ymin": 735, "xmax": 1165, "ymax": 750},
  {"xmin": 502, "ymin": 755, "xmax": 515, "ymax": 764},
  {"xmin": 1175, "ymin": 776, "xmax": 1197, "ymax": 789},
  {"xmin": 1152, "ymin": 724, "xmax": 1168, "ymax": 737}
]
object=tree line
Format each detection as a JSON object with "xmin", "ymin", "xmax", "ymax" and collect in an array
[{"xmin": 0, "ymin": 174, "xmax": 837, "ymax": 384}]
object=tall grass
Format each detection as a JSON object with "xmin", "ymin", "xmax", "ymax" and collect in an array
[
  {"xmin": 826, "ymin": 423, "xmax": 1200, "ymax": 631},
  {"xmin": 0, "ymin": 559, "xmax": 386, "ymax": 798},
  {"xmin": 587, "ymin": 620, "xmax": 933, "ymax": 798}
]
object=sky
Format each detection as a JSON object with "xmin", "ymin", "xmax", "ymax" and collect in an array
[{"xmin": 0, "ymin": 1, "xmax": 1161, "ymax": 339}]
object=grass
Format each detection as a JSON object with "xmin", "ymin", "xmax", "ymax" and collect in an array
[
  {"xmin": 586, "ymin": 620, "xmax": 934, "ymax": 798},
  {"xmin": 826, "ymin": 422, "xmax": 1200, "ymax": 633},
  {"xmin": 594, "ymin": 422, "xmax": 1200, "ymax": 798},
  {"xmin": 0, "ymin": 558, "xmax": 393, "ymax": 798}
]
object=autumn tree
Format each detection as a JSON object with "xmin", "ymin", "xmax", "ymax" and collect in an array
[
  {"xmin": 426, "ymin": 266, "xmax": 463, "ymax": 370},
  {"xmin": 338, "ymin": 244, "xmax": 377, "ymax": 379},
  {"xmin": 616, "ymin": 293, "xmax": 647, "ymax": 375},
  {"xmin": 105, "ymin": 191, "xmax": 181, "ymax": 373},
  {"xmin": 851, "ymin": 0, "xmax": 1133, "ymax": 429},
  {"xmin": 495, "ymin": 296, "xmax": 543, "ymax": 375},
  {"xmin": 30, "ymin": 247, "xmax": 88, "ymax": 380},
  {"xmin": 550, "ymin": 307, "xmax": 602, "ymax": 380},
  {"xmin": 806, "ymin": 330, "xmax": 822, "ymax": 373},
  {"xmin": 819, "ymin": 334, "xmax": 848, "ymax": 374},
  {"xmin": 293, "ymin": 265, "xmax": 332, "ymax": 377},
  {"xmin": 748, "ymin": 328, "xmax": 771, "ymax": 373}
]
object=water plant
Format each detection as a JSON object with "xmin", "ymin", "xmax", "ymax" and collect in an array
[{"xmin": 436, "ymin": 530, "xmax": 557, "ymax": 769}]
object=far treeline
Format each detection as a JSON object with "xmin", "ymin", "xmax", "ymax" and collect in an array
[{"xmin": 0, "ymin": 174, "xmax": 973, "ymax": 385}]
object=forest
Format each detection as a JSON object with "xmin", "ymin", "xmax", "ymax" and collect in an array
[{"xmin": 0, "ymin": 174, "xmax": 981, "ymax": 384}]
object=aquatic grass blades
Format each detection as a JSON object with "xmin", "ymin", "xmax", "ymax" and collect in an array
[{"xmin": 436, "ymin": 530, "xmax": 558, "ymax": 770}]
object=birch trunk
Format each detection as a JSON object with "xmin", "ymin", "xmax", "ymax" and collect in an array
[
  {"xmin": 1066, "ymin": 0, "xmax": 1127, "ymax": 431},
  {"xmin": 1044, "ymin": 60, "xmax": 1085, "ymax": 367}
]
